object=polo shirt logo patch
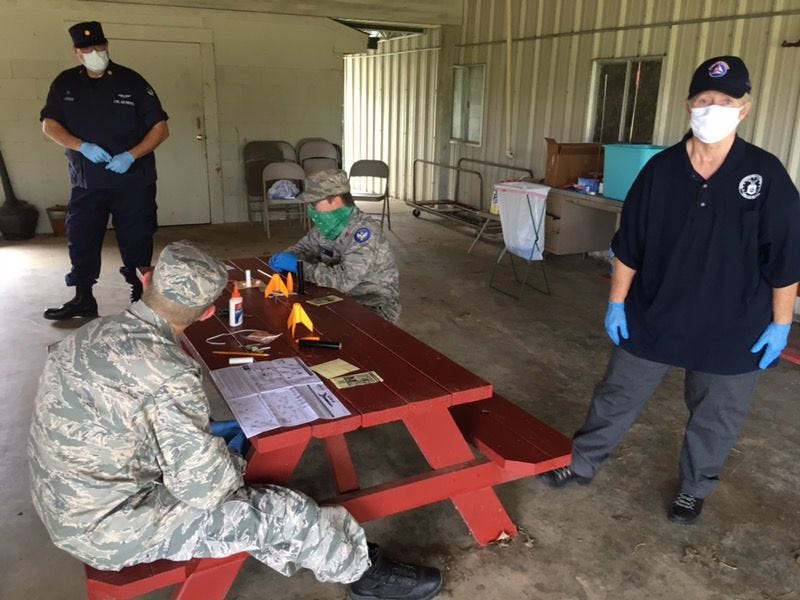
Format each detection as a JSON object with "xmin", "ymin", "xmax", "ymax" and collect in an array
[
  {"xmin": 354, "ymin": 227, "xmax": 371, "ymax": 243},
  {"xmin": 738, "ymin": 174, "xmax": 762, "ymax": 199},
  {"xmin": 709, "ymin": 61, "xmax": 729, "ymax": 78}
]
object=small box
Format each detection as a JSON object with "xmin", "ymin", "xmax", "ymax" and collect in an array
[
  {"xmin": 603, "ymin": 144, "xmax": 666, "ymax": 201},
  {"xmin": 544, "ymin": 137, "xmax": 603, "ymax": 188}
]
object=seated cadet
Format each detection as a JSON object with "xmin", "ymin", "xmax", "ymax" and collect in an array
[
  {"xmin": 269, "ymin": 169, "xmax": 401, "ymax": 323},
  {"xmin": 29, "ymin": 240, "xmax": 442, "ymax": 600}
]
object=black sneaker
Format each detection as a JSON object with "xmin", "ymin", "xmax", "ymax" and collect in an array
[
  {"xmin": 668, "ymin": 492, "xmax": 704, "ymax": 524},
  {"xmin": 538, "ymin": 466, "xmax": 593, "ymax": 488},
  {"xmin": 349, "ymin": 543, "xmax": 443, "ymax": 600}
]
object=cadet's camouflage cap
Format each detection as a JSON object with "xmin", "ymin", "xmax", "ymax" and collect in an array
[
  {"xmin": 298, "ymin": 169, "xmax": 350, "ymax": 204},
  {"xmin": 152, "ymin": 240, "xmax": 228, "ymax": 308}
]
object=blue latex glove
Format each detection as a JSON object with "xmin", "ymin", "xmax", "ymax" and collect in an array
[
  {"xmin": 105, "ymin": 151, "xmax": 135, "ymax": 174},
  {"xmin": 750, "ymin": 322, "xmax": 791, "ymax": 369},
  {"xmin": 604, "ymin": 302, "xmax": 629, "ymax": 346},
  {"xmin": 209, "ymin": 419, "xmax": 250, "ymax": 456},
  {"xmin": 269, "ymin": 252, "xmax": 299, "ymax": 274},
  {"xmin": 79, "ymin": 142, "xmax": 111, "ymax": 164}
]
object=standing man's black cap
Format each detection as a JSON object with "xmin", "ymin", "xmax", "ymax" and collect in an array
[
  {"xmin": 688, "ymin": 56, "xmax": 752, "ymax": 99},
  {"xmin": 68, "ymin": 21, "xmax": 108, "ymax": 48}
]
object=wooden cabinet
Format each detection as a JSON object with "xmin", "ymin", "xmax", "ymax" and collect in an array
[{"xmin": 544, "ymin": 188, "xmax": 620, "ymax": 255}]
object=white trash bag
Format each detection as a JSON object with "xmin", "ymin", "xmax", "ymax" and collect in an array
[{"xmin": 494, "ymin": 182, "xmax": 550, "ymax": 261}]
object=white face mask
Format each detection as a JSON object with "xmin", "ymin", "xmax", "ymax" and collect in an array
[
  {"xmin": 690, "ymin": 104, "xmax": 742, "ymax": 144},
  {"xmin": 82, "ymin": 50, "xmax": 109, "ymax": 73}
]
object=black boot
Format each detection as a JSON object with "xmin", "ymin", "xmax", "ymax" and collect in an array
[
  {"xmin": 349, "ymin": 543, "xmax": 443, "ymax": 600},
  {"xmin": 130, "ymin": 280, "xmax": 143, "ymax": 303},
  {"xmin": 43, "ymin": 285, "xmax": 98, "ymax": 320}
]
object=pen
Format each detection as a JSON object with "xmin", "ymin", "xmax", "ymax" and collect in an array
[
  {"xmin": 213, "ymin": 351, "xmax": 270, "ymax": 357},
  {"xmin": 299, "ymin": 339, "xmax": 342, "ymax": 350}
]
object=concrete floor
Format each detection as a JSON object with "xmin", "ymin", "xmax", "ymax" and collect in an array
[{"xmin": 2, "ymin": 201, "xmax": 799, "ymax": 600}]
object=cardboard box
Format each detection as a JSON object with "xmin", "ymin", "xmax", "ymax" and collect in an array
[{"xmin": 544, "ymin": 137, "xmax": 603, "ymax": 188}]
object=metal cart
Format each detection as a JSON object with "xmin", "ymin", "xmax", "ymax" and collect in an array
[{"xmin": 409, "ymin": 158, "xmax": 535, "ymax": 253}]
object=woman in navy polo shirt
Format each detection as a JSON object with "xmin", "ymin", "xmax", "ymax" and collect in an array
[{"xmin": 541, "ymin": 56, "xmax": 800, "ymax": 524}]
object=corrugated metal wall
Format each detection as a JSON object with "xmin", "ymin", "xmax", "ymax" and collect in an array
[
  {"xmin": 343, "ymin": 31, "xmax": 441, "ymax": 200},
  {"xmin": 345, "ymin": 0, "xmax": 800, "ymax": 206}
]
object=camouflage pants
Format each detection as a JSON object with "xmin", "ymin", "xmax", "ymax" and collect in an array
[
  {"xmin": 157, "ymin": 485, "xmax": 370, "ymax": 583},
  {"xmin": 69, "ymin": 485, "xmax": 369, "ymax": 584}
]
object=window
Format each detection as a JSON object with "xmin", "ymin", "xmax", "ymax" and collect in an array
[
  {"xmin": 592, "ymin": 58, "xmax": 662, "ymax": 144},
  {"xmin": 451, "ymin": 64, "xmax": 485, "ymax": 144}
]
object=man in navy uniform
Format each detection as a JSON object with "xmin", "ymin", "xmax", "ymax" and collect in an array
[
  {"xmin": 41, "ymin": 21, "xmax": 169, "ymax": 320},
  {"xmin": 541, "ymin": 56, "xmax": 800, "ymax": 524}
]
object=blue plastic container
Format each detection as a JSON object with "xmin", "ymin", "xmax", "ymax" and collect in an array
[{"xmin": 603, "ymin": 144, "xmax": 666, "ymax": 201}]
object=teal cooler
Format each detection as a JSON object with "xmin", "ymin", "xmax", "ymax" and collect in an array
[{"xmin": 603, "ymin": 144, "xmax": 666, "ymax": 201}]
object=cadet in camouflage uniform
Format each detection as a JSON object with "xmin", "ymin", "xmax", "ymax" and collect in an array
[
  {"xmin": 269, "ymin": 169, "xmax": 401, "ymax": 323},
  {"xmin": 28, "ymin": 240, "xmax": 442, "ymax": 600}
]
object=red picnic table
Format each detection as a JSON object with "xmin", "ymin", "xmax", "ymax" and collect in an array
[
  {"xmin": 184, "ymin": 256, "xmax": 572, "ymax": 540},
  {"xmin": 87, "ymin": 256, "xmax": 571, "ymax": 600}
]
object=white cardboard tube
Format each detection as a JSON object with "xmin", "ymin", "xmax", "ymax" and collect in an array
[{"xmin": 228, "ymin": 357, "xmax": 254, "ymax": 365}]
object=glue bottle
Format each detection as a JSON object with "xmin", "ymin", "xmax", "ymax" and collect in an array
[{"xmin": 229, "ymin": 286, "xmax": 243, "ymax": 327}]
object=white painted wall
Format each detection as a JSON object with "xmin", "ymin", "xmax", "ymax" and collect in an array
[{"xmin": 0, "ymin": 0, "xmax": 364, "ymax": 231}]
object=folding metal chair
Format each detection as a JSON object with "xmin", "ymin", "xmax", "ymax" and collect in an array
[
  {"xmin": 243, "ymin": 142, "xmax": 283, "ymax": 224},
  {"xmin": 262, "ymin": 161, "xmax": 307, "ymax": 238},
  {"xmin": 489, "ymin": 182, "xmax": 551, "ymax": 298},
  {"xmin": 349, "ymin": 159, "xmax": 390, "ymax": 230},
  {"xmin": 270, "ymin": 140, "xmax": 296, "ymax": 162},
  {"xmin": 298, "ymin": 140, "xmax": 339, "ymax": 175}
]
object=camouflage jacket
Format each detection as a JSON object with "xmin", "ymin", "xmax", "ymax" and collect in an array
[
  {"xmin": 288, "ymin": 208, "xmax": 401, "ymax": 322},
  {"xmin": 29, "ymin": 302, "xmax": 245, "ymax": 562}
]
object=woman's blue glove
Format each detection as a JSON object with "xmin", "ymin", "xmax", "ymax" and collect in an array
[
  {"xmin": 105, "ymin": 152, "xmax": 135, "ymax": 174},
  {"xmin": 210, "ymin": 419, "xmax": 250, "ymax": 456},
  {"xmin": 269, "ymin": 252, "xmax": 298, "ymax": 274},
  {"xmin": 604, "ymin": 302, "xmax": 629, "ymax": 346},
  {"xmin": 750, "ymin": 322, "xmax": 791, "ymax": 369},
  {"xmin": 79, "ymin": 142, "xmax": 111, "ymax": 164}
]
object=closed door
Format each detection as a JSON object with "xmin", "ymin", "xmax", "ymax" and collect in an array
[{"xmin": 111, "ymin": 39, "xmax": 210, "ymax": 225}]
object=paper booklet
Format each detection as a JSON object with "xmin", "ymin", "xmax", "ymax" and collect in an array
[{"xmin": 210, "ymin": 357, "xmax": 351, "ymax": 438}]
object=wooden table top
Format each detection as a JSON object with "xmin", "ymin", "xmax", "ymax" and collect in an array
[{"xmin": 181, "ymin": 256, "xmax": 493, "ymax": 449}]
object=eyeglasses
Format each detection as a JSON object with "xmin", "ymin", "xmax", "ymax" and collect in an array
[{"xmin": 77, "ymin": 44, "xmax": 108, "ymax": 54}]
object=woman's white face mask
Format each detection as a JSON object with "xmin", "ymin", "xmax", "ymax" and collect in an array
[
  {"xmin": 690, "ymin": 104, "xmax": 742, "ymax": 144},
  {"xmin": 82, "ymin": 50, "xmax": 109, "ymax": 73}
]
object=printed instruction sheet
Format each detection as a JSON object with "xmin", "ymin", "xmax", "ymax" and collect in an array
[{"xmin": 210, "ymin": 357, "xmax": 351, "ymax": 438}]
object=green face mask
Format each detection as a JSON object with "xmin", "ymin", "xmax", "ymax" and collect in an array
[{"xmin": 307, "ymin": 205, "xmax": 355, "ymax": 240}]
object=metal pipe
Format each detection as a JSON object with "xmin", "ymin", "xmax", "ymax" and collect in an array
[
  {"xmin": 504, "ymin": 0, "xmax": 514, "ymax": 159},
  {"xmin": 595, "ymin": 73, "xmax": 608, "ymax": 175},
  {"xmin": 457, "ymin": 8, "xmax": 800, "ymax": 48},
  {"xmin": 628, "ymin": 61, "xmax": 642, "ymax": 142},
  {"xmin": 344, "ymin": 46, "xmax": 441, "ymax": 59}
]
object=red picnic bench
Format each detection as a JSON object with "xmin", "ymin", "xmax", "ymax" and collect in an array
[
  {"xmin": 83, "ymin": 394, "xmax": 570, "ymax": 599},
  {"xmin": 84, "ymin": 553, "xmax": 247, "ymax": 600}
]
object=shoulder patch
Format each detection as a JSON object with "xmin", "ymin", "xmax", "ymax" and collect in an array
[{"xmin": 354, "ymin": 227, "xmax": 372, "ymax": 243}]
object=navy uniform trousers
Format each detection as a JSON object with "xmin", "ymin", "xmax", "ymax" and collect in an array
[
  {"xmin": 570, "ymin": 347, "xmax": 759, "ymax": 498},
  {"xmin": 65, "ymin": 183, "xmax": 157, "ymax": 289}
]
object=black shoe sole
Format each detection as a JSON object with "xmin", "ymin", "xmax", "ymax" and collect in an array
[
  {"xmin": 668, "ymin": 511, "xmax": 701, "ymax": 525},
  {"xmin": 349, "ymin": 573, "xmax": 443, "ymax": 600},
  {"xmin": 43, "ymin": 311, "xmax": 99, "ymax": 321},
  {"xmin": 538, "ymin": 474, "xmax": 593, "ymax": 489}
]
